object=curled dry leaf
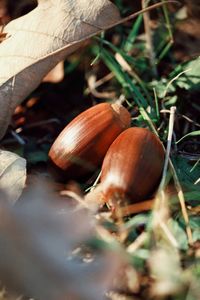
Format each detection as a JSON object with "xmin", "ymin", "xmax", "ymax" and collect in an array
[
  {"xmin": 0, "ymin": 150, "xmax": 26, "ymax": 204},
  {"xmin": 0, "ymin": 0, "xmax": 120, "ymax": 139}
]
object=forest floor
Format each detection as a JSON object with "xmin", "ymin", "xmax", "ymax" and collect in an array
[{"xmin": 0, "ymin": 1, "xmax": 199, "ymax": 300}]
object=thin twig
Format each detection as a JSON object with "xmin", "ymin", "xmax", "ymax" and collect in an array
[
  {"xmin": 86, "ymin": 73, "xmax": 116, "ymax": 99},
  {"xmin": 180, "ymin": 114, "xmax": 200, "ymax": 128},
  {"xmin": 85, "ymin": 72, "xmax": 114, "ymax": 96},
  {"xmin": 112, "ymin": 199, "xmax": 154, "ymax": 218},
  {"xmin": 102, "ymin": 1, "xmax": 179, "ymax": 31}
]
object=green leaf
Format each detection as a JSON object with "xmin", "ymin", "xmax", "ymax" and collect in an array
[
  {"xmin": 170, "ymin": 56, "xmax": 200, "ymax": 91},
  {"xmin": 164, "ymin": 95, "xmax": 178, "ymax": 107},
  {"xmin": 150, "ymin": 78, "xmax": 176, "ymax": 98},
  {"xmin": 172, "ymin": 156, "xmax": 200, "ymax": 194}
]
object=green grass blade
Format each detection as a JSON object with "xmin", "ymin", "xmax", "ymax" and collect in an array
[
  {"xmin": 176, "ymin": 130, "xmax": 200, "ymax": 144},
  {"xmin": 124, "ymin": 15, "xmax": 143, "ymax": 52}
]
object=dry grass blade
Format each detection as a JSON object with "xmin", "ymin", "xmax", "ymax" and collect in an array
[
  {"xmin": 112, "ymin": 199, "xmax": 154, "ymax": 218},
  {"xmin": 153, "ymin": 107, "xmax": 179, "ymax": 247},
  {"xmin": 155, "ymin": 106, "xmax": 193, "ymax": 245},
  {"xmin": 159, "ymin": 106, "xmax": 176, "ymax": 191},
  {"xmin": 169, "ymin": 160, "xmax": 193, "ymax": 245}
]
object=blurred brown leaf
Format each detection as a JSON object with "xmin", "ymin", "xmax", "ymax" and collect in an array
[{"xmin": 0, "ymin": 182, "xmax": 121, "ymax": 300}]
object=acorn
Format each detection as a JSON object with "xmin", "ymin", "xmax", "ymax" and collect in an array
[
  {"xmin": 100, "ymin": 127, "xmax": 165, "ymax": 204},
  {"xmin": 49, "ymin": 102, "xmax": 131, "ymax": 178}
]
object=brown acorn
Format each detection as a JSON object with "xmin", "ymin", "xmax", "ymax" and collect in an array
[
  {"xmin": 49, "ymin": 102, "xmax": 131, "ymax": 178},
  {"xmin": 100, "ymin": 127, "xmax": 165, "ymax": 204}
]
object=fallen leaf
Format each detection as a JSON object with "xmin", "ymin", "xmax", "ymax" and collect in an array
[
  {"xmin": 0, "ymin": 1, "xmax": 173, "ymax": 139},
  {"xmin": 0, "ymin": 0, "xmax": 120, "ymax": 139},
  {"xmin": 0, "ymin": 150, "xmax": 26, "ymax": 204}
]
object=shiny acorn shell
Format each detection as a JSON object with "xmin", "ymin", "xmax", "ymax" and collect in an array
[
  {"xmin": 100, "ymin": 127, "xmax": 165, "ymax": 203},
  {"xmin": 49, "ymin": 102, "xmax": 131, "ymax": 178}
]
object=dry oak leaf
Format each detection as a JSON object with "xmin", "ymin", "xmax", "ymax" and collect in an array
[
  {"xmin": 0, "ymin": 0, "xmax": 171, "ymax": 140},
  {"xmin": 0, "ymin": 0, "xmax": 120, "ymax": 139},
  {"xmin": 0, "ymin": 150, "xmax": 26, "ymax": 204}
]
